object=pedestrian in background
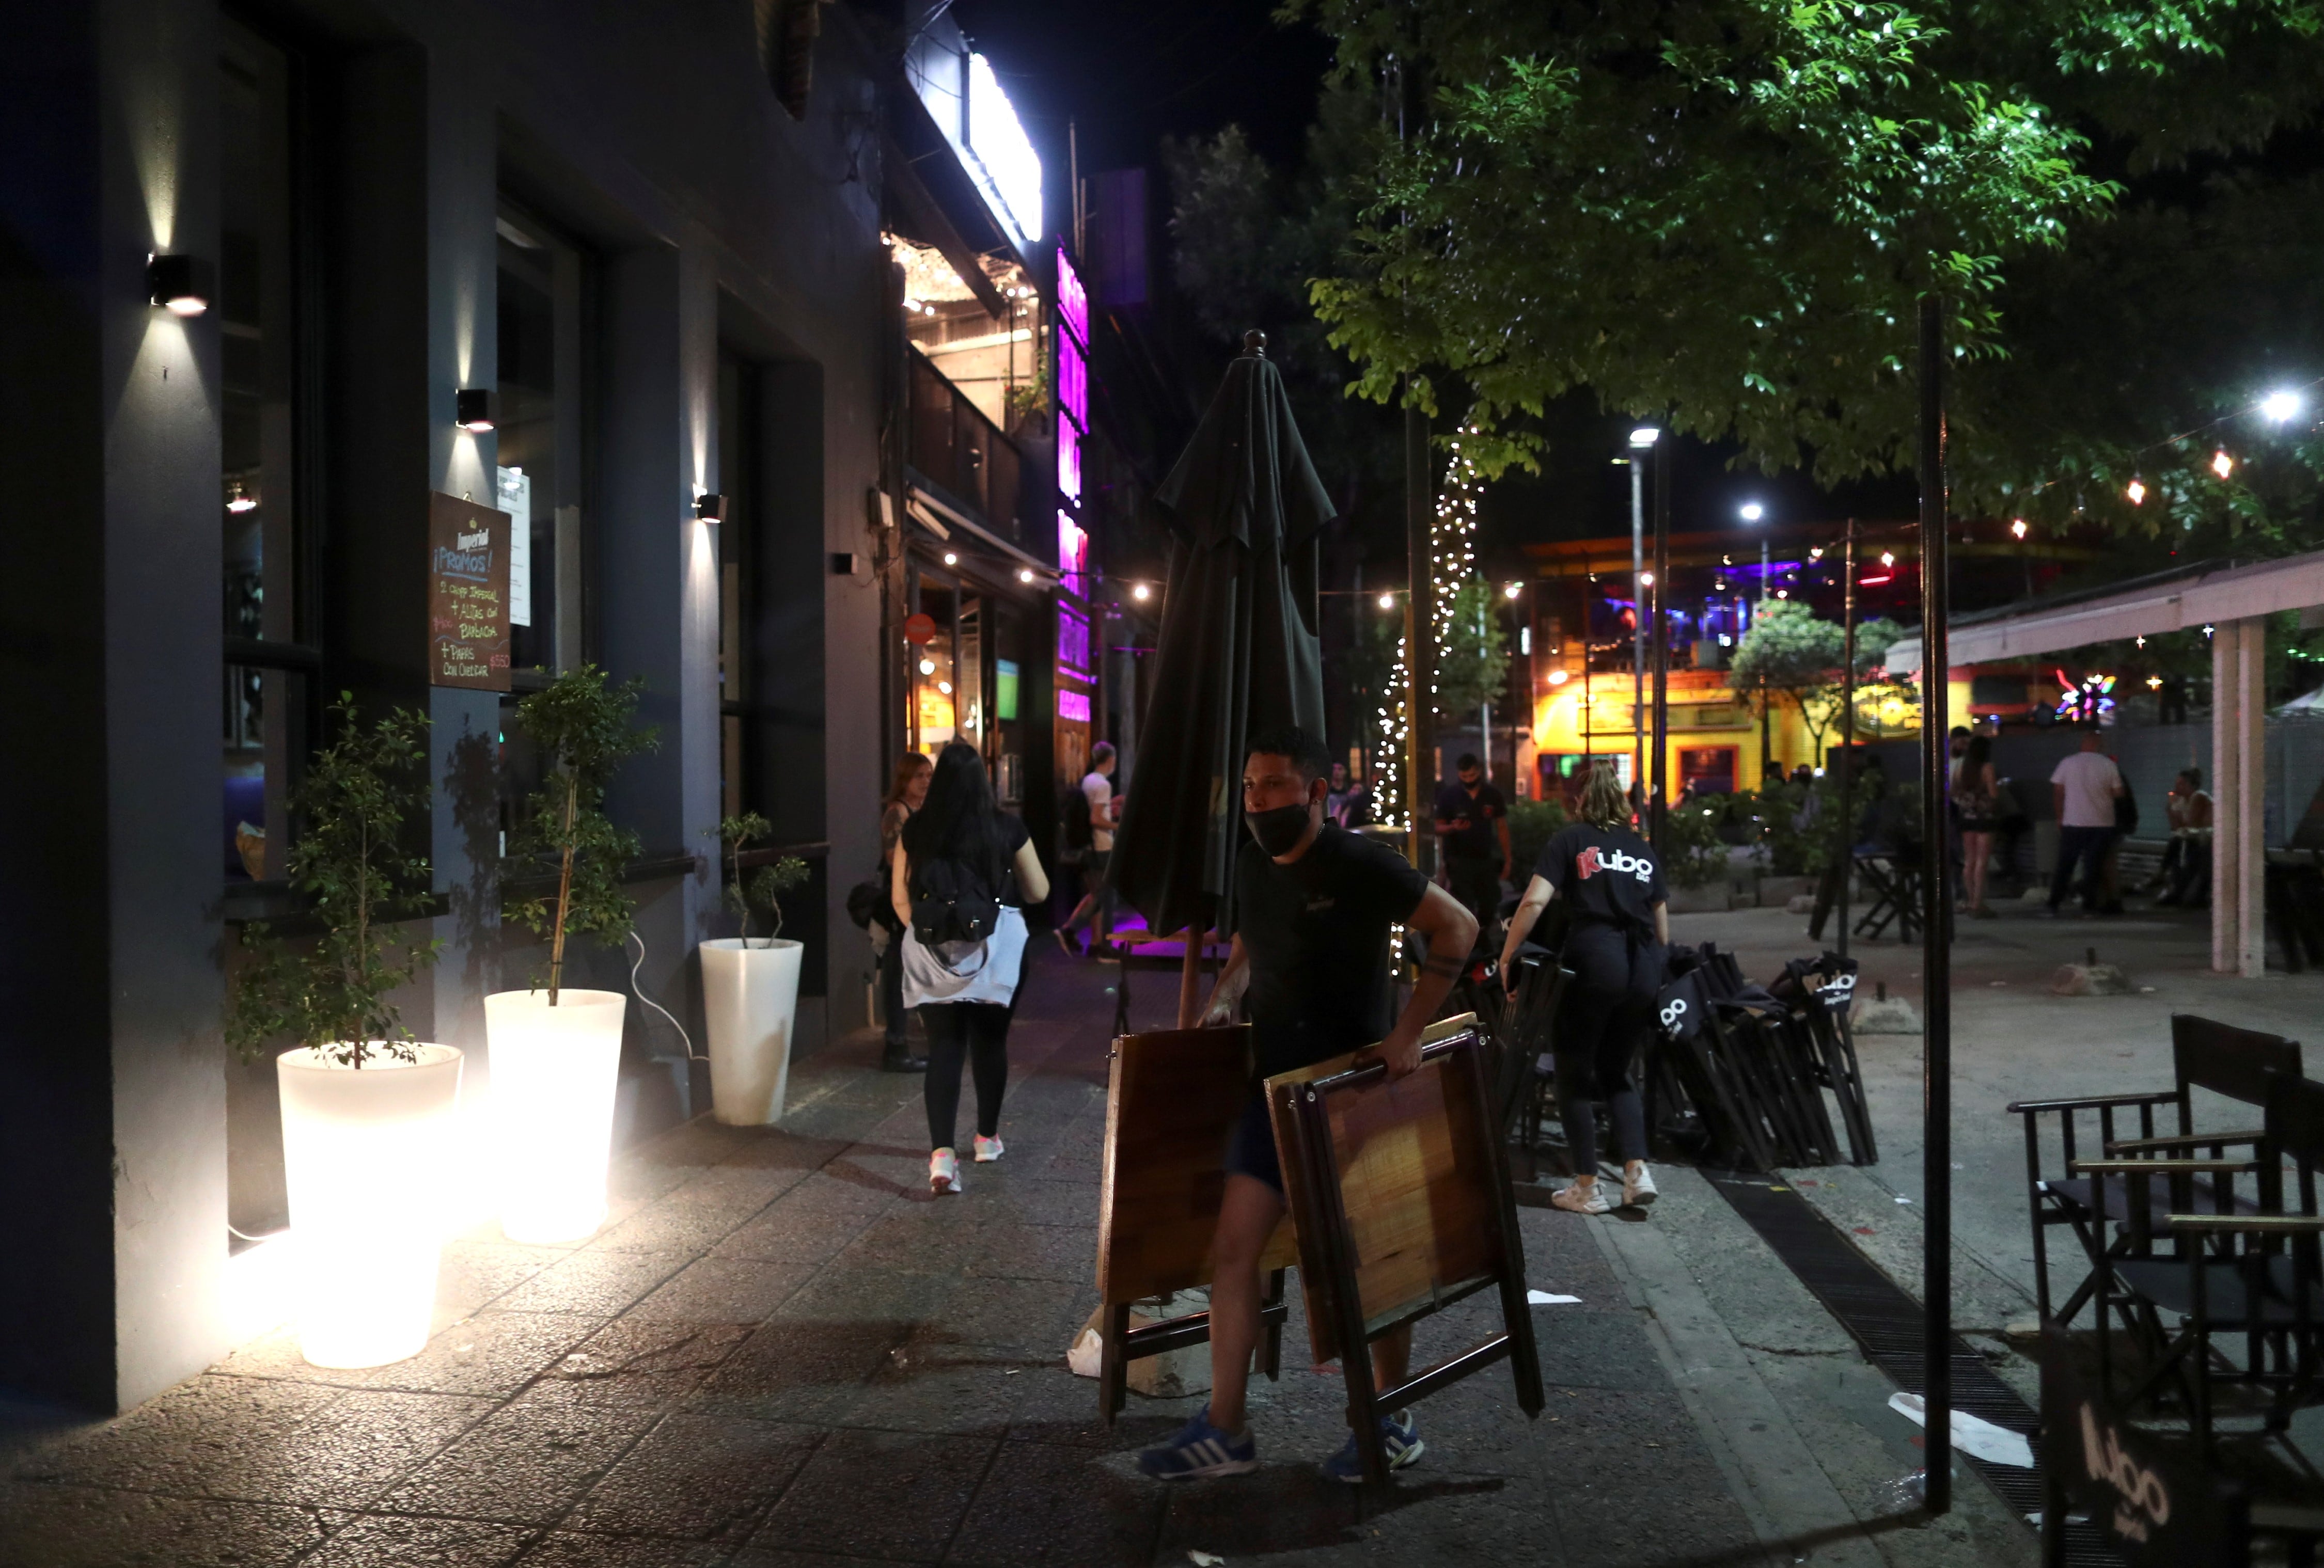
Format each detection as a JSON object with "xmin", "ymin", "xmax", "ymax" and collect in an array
[
  {"xmin": 891, "ymin": 742, "xmax": 1049, "ymax": 1196},
  {"xmin": 1498, "ymin": 762, "xmax": 1668, "ymax": 1214},
  {"xmin": 1954, "ymin": 734, "xmax": 2001, "ymax": 918},
  {"xmin": 1433, "ymin": 752, "xmax": 1511, "ymax": 946},
  {"xmin": 1056, "ymin": 742, "xmax": 1119, "ymax": 956},
  {"xmin": 2159, "ymin": 768, "xmax": 2213, "ymax": 906},
  {"xmin": 2045, "ymin": 729, "xmax": 2124, "ymax": 917},
  {"xmin": 876, "ymin": 753, "xmax": 931, "ymax": 1073}
]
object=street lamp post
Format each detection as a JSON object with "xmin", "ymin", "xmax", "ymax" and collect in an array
[
  {"xmin": 1629, "ymin": 428, "xmax": 1658, "ymax": 804},
  {"xmin": 1651, "ymin": 436, "xmax": 1671, "ymax": 851},
  {"xmin": 1740, "ymin": 501, "xmax": 1769, "ymax": 778}
]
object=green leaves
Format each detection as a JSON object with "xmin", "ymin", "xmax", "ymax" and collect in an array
[
  {"xmin": 1297, "ymin": 0, "xmax": 2321, "ymax": 494},
  {"xmin": 225, "ymin": 695, "xmax": 442, "ymax": 1068},
  {"xmin": 1434, "ymin": 574, "xmax": 1515, "ymax": 718},
  {"xmin": 503, "ymin": 666, "xmax": 658, "ymax": 999},
  {"xmin": 712, "ymin": 813, "xmax": 810, "ymax": 943},
  {"xmin": 1729, "ymin": 601, "xmax": 1908, "ymax": 754}
]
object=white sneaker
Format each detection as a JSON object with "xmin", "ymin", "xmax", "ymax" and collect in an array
[
  {"xmin": 1623, "ymin": 1164, "xmax": 1658, "ymax": 1209},
  {"xmin": 1550, "ymin": 1178, "xmax": 1609, "ymax": 1215},
  {"xmin": 973, "ymin": 1134, "xmax": 1005, "ymax": 1163},
  {"xmin": 929, "ymin": 1148, "xmax": 962, "ymax": 1195}
]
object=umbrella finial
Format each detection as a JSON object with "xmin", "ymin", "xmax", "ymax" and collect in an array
[{"xmin": 1241, "ymin": 329, "xmax": 1267, "ymax": 359}]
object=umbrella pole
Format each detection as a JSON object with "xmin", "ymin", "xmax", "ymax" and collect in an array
[{"xmin": 1177, "ymin": 926, "xmax": 1203, "ymax": 1029}]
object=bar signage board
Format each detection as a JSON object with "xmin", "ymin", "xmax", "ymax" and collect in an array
[{"xmin": 429, "ymin": 492, "xmax": 512, "ymax": 691}]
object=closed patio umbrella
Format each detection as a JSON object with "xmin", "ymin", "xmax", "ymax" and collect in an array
[{"xmin": 1112, "ymin": 331, "xmax": 1332, "ymax": 1022}]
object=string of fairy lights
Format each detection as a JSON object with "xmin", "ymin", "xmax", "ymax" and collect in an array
[
  {"xmin": 1371, "ymin": 430, "xmax": 1486, "ymax": 831},
  {"xmin": 2028, "ymin": 382, "xmax": 2318, "ymax": 515}
]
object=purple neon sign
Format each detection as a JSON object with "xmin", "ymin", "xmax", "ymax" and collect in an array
[
  {"xmin": 1057, "ymin": 689, "xmax": 1090, "ymax": 723},
  {"xmin": 1057, "ymin": 245, "xmax": 1088, "ymax": 347}
]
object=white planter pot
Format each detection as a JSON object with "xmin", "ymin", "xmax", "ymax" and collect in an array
[
  {"xmin": 484, "ymin": 988, "xmax": 627, "ymax": 1245},
  {"xmin": 277, "ymin": 1042, "xmax": 464, "ymax": 1369},
  {"xmin": 700, "ymin": 938, "xmax": 803, "ymax": 1126}
]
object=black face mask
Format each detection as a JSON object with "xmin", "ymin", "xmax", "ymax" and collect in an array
[{"xmin": 1245, "ymin": 801, "xmax": 1314, "ymax": 857}]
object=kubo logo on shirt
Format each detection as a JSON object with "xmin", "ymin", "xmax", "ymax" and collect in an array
[{"xmin": 1577, "ymin": 845, "xmax": 1656, "ymax": 884}]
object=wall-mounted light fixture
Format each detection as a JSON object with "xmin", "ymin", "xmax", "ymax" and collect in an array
[
  {"xmin": 1018, "ymin": 567, "xmax": 1036, "ymax": 584},
  {"xmin": 455, "ymin": 388, "xmax": 496, "ymax": 432},
  {"xmin": 694, "ymin": 493, "xmax": 728, "ymax": 523},
  {"xmin": 147, "ymin": 253, "xmax": 212, "ymax": 316},
  {"xmin": 225, "ymin": 477, "xmax": 258, "ymax": 514}
]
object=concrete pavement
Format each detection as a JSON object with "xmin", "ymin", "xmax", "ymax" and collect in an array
[{"xmin": 2, "ymin": 939, "xmax": 2068, "ymax": 1566}]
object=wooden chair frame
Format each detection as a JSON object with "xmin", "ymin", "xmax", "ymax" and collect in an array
[
  {"xmin": 1265, "ymin": 1017, "xmax": 1545, "ymax": 1485},
  {"xmin": 2009, "ymin": 1014, "xmax": 2300, "ymax": 1328}
]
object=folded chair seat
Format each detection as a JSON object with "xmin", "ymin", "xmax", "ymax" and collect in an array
[
  {"xmin": 2042, "ymin": 1172, "xmax": 2266, "ymax": 1227},
  {"xmin": 2115, "ymin": 1255, "xmax": 2324, "ymax": 1328}
]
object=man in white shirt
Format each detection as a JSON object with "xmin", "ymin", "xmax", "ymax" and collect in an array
[
  {"xmin": 1056, "ymin": 743, "xmax": 1119, "ymax": 954},
  {"xmin": 2046, "ymin": 730, "xmax": 2124, "ymax": 916}
]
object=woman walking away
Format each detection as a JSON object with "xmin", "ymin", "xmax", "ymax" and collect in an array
[
  {"xmin": 877, "ymin": 753, "xmax": 933, "ymax": 1072},
  {"xmin": 1498, "ymin": 762, "xmax": 1669, "ymax": 1214},
  {"xmin": 1955, "ymin": 734, "xmax": 2002, "ymax": 918},
  {"xmin": 890, "ymin": 742, "xmax": 1049, "ymax": 1196}
]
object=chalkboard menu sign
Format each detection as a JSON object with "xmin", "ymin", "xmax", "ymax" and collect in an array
[{"xmin": 428, "ymin": 492, "xmax": 512, "ymax": 691}]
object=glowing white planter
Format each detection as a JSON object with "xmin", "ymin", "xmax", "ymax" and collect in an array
[
  {"xmin": 484, "ymin": 988, "xmax": 627, "ymax": 1244},
  {"xmin": 276, "ymin": 1043, "xmax": 464, "ymax": 1369},
  {"xmin": 700, "ymin": 938, "xmax": 803, "ymax": 1125}
]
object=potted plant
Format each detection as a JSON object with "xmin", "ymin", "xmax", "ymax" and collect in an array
[
  {"xmin": 226, "ymin": 695, "xmax": 458, "ymax": 1370},
  {"xmin": 699, "ymin": 813, "xmax": 811, "ymax": 1125},
  {"xmin": 494, "ymin": 664, "xmax": 658, "ymax": 1244}
]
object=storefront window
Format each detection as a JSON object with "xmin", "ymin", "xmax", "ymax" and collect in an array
[
  {"xmin": 912, "ymin": 578, "xmax": 960, "ymax": 752},
  {"xmin": 219, "ymin": 18, "xmax": 310, "ymax": 883},
  {"xmin": 495, "ymin": 205, "xmax": 585, "ymax": 675}
]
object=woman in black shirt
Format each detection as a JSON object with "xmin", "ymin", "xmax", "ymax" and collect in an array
[
  {"xmin": 1498, "ymin": 763, "xmax": 1669, "ymax": 1214},
  {"xmin": 889, "ymin": 742, "xmax": 1050, "ymax": 1195}
]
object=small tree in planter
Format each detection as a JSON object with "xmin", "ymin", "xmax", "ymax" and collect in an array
[
  {"xmin": 490, "ymin": 664, "xmax": 657, "ymax": 1244},
  {"xmin": 223, "ymin": 694, "xmax": 464, "ymax": 1369},
  {"xmin": 226, "ymin": 694, "xmax": 442, "ymax": 1066},
  {"xmin": 502, "ymin": 664, "xmax": 659, "ymax": 1002},
  {"xmin": 700, "ymin": 813, "xmax": 812, "ymax": 1127},
  {"xmin": 713, "ymin": 812, "xmax": 811, "ymax": 946}
]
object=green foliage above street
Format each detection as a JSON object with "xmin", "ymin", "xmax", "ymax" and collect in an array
[
  {"xmin": 714, "ymin": 812, "xmax": 812, "ymax": 945},
  {"xmin": 1434, "ymin": 574, "xmax": 1513, "ymax": 719},
  {"xmin": 1291, "ymin": 0, "xmax": 2324, "ymax": 537},
  {"xmin": 226, "ymin": 695, "xmax": 442, "ymax": 1067},
  {"xmin": 1728, "ymin": 601, "xmax": 1910, "ymax": 754},
  {"xmin": 504, "ymin": 666, "xmax": 659, "ymax": 1003}
]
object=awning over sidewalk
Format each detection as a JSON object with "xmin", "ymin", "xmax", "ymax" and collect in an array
[
  {"xmin": 1888, "ymin": 546, "xmax": 2324, "ymax": 979},
  {"xmin": 1885, "ymin": 550, "xmax": 2324, "ymax": 674}
]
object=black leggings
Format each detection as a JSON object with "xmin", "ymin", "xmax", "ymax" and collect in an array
[
  {"xmin": 1556, "ymin": 926, "xmax": 1661, "ymax": 1176},
  {"xmin": 921, "ymin": 1001, "xmax": 1011, "ymax": 1150}
]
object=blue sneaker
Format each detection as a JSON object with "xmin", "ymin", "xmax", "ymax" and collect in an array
[
  {"xmin": 1136, "ymin": 1404, "xmax": 1259, "ymax": 1480},
  {"xmin": 1322, "ymin": 1408, "xmax": 1425, "ymax": 1483}
]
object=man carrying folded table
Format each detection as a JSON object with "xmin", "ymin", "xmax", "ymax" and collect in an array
[{"xmin": 1135, "ymin": 724, "xmax": 1478, "ymax": 1485}]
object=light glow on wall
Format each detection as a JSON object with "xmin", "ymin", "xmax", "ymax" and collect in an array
[
  {"xmin": 1057, "ymin": 511, "xmax": 1090, "ymax": 595},
  {"xmin": 966, "ymin": 52, "xmax": 1043, "ymax": 247},
  {"xmin": 1058, "ymin": 416, "xmax": 1081, "ymax": 503},
  {"xmin": 1058, "ymin": 688, "xmax": 1091, "ymax": 722},
  {"xmin": 1057, "ymin": 246, "xmax": 1088, "ymax": 347},
  {"xmin": 1057, "ymin": 601, "xmax": 1091, "ymax": 681}
]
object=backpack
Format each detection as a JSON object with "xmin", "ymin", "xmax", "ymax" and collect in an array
[{"xmin": 909, "ymin": 852, "xmax": 1001, "ymax": 947}]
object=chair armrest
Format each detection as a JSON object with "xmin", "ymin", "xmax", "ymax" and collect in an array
[
  {"xmin": 2005, "ymin": 1091, "xmax": 2178, "ymax": 1115},
  {"xmin": 2069, "ymin": 1159, "xmax": 2262, "ymax": 1176},
  {"xmin": 2103, "ymin": 1130, "xmax": 2267, "ymax": 1155},
  {"xmin": 2166, "ymin": 1214, "xmax": 2324, "ymax": 1235}
]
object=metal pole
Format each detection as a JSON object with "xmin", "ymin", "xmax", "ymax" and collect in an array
[
  {"xmin": 1836, "ymin": 518, "xmax": 1857, "ymax": 960},
  {"xmin": 1406, "ymin": 403, "xmax": 1434, "ymax": 876},
  {"xmin": 1917, "ymin": 295, "xmax": 1953, "ymax": 1516},
  {"xmin": 1651, "ymin": 436, "xmax": 1671, "ymax": 850},
  {"xmin": 1631, "ymin": 456, "xmax": 1646, "ymax": 796}
]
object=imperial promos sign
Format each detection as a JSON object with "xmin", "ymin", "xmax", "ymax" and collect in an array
[{"xmin": 428, "ymin": 492, "xmax": 512, "ymax": 691}]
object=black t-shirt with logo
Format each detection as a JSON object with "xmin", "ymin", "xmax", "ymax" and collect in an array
[
  {"xmin": 1535, "ymin": 822, "xmax": 1667, "ymax": 932},
  {"xmin": 1232, "ymin": 824, "xmax": 1432, "ymax": 1079},
  {"xmin": 1433, "ymin": 781, "xmax": 1508, "ymax": 861}
]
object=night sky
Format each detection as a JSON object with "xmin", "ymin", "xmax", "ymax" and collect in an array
[{"xmin": 948, "ymin": 0, "xmax": 1923, "ymax": 589}]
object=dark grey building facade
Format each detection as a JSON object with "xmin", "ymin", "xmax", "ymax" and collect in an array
[{"xmin": 1, "ymin": 0, "xmax": 944, "ymax": 1413}]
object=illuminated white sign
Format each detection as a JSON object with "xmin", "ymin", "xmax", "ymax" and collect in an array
[{"xmin": 966, "ymin": 52, "xmax": 1042, "ymax": 247}]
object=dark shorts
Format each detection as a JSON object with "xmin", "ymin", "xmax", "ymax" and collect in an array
[{"xmin": 1222, "ymin": 1090, "xmax": 1282, "ymax": 1192}]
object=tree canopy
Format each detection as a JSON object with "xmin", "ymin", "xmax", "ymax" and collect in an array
[
  {"xmin": 1294, "ymin": 0, "xmax": 2324, "ymax": 536},
  {"xmin": 1728, "ymin": 599, "xmax": 1907, "ymax": 753}
]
